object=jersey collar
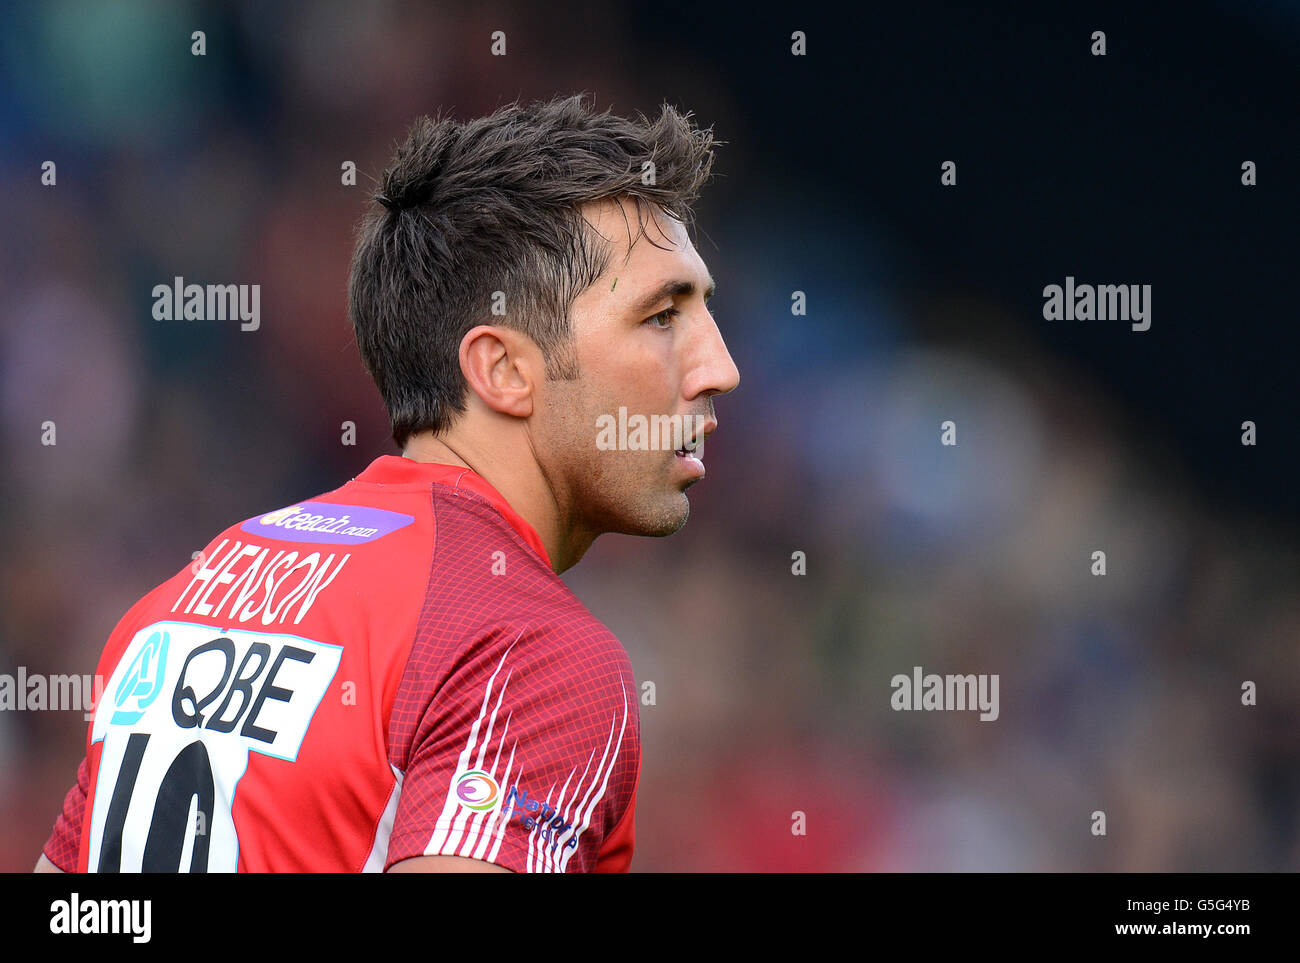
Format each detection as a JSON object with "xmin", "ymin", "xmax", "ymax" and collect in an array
[{"xmin": 353, "ymin": 455, "xmax": 552, "ymax": 569}]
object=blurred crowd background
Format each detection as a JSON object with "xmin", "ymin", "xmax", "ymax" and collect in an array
[{"xmin": 2, "ymin": 0, "xmax": 1297, "ymax": 871}]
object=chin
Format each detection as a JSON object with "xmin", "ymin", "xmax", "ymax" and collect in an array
[{"xmin": 618, "ymin": 493, "xmax": 691, "ymax": 538}]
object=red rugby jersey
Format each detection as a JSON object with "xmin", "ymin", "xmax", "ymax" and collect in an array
[{"xmin": 42, "ymin": 455, "xmax": 640, "ymax": 873}]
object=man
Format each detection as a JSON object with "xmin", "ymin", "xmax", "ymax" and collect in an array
[{"xmin": 35, "ymin": 93, "xmax": 739, "ymax": 873}]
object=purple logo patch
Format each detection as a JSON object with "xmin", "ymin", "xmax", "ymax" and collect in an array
[{"xmin": 241, "ymin": 501, "xmax": 414, "ymax": 545}]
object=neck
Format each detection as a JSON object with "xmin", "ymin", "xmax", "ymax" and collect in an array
[{"xmin": 401, "ymin": 433, "xmax": 597, "ymax": 574}]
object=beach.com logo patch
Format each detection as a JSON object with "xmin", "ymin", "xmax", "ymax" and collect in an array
[{"xmin": 240, "ymin": 501, "xmax": 414, "ymax": 546}]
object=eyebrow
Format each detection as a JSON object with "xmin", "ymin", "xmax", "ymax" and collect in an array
[{"xmin": 628, "ymin": 276, "xmax": 716, "ymax": 315}]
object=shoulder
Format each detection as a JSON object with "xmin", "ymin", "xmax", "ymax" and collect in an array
[
  {"xmin": 426, "ymin": 481, "xmax": 550, "ymax": 578},
  {"xmin": 386, "ymin": 611, "xmax": 640, "ymax": 873},
  {"xmin": 414, "ymin": 481, "xmax": 611, "ymax": 653},
  {"xmin": 392, "ymin": 499, "xmax": 639, "ymax": 774},
  {"xmin": 393, "ymin": 590, "xmax": 640, "ymax": 765}
]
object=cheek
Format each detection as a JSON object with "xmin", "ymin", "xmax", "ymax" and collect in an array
[
  {"xmin": 557, "ymin": 376, "xmax": 624, "ymax": 459},
  {"xmin": 602, "ymin": 349, "xmax": 676, "ymax": 408}
]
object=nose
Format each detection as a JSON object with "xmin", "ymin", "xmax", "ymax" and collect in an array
[{"xmin": 685, "ymin": 309, "xmax": 740, "ymax": 401}]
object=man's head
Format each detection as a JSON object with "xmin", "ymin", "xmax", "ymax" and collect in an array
[{"xmin": 348, "ymin": 94, "xmax": 739, "ymax": 559}]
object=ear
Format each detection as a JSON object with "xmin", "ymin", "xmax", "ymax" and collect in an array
[{"xmin": 458, "ymin": 325, "xmax": 538, "ymax": 418}]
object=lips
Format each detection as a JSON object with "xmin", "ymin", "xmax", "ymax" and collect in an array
[
  {"xmin": 676, "ymin": 418, "xmax": 715, "ymax": 458},
  {"xmin": 674, "ymin": 436, "xmax": 705, "ymax": 478}
]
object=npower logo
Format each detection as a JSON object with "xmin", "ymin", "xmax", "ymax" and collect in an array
[{"xmin": 454, "ymin": 770, "xmax": 501, "ymax": 811}]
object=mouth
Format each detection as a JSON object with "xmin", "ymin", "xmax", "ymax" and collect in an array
[{"xmin": 673, "ymin": 435, "xmax": 706, "ymax": 478}]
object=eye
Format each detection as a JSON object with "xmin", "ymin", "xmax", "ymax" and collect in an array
[{"xmin": 644, "ymin": 307, "xmax": 678, "ymax": 329}]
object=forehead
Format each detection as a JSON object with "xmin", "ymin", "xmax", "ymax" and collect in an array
[{"xmin": 580, "ymin": 195, "xmax": 705, "ymax": 282}]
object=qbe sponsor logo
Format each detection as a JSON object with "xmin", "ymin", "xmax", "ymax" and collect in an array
[{"xmin": 86, "ymin": 621, "xmax": 341, "ymax": 873}]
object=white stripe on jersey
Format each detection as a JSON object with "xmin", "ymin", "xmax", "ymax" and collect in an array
[
  {"xmin": 423, "ymin": 635, "xmax": 520, "ymax": 858},
  {"xmin": 423, "ymin": 636, "xmax": 630, "ymax": 872},
  {"xmin": 362, "ymin": 764, "xmax": 404, "ymax": 872}
]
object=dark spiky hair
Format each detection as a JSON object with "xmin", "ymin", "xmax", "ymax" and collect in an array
[{"xmin": 348, "ymin": 93, "xmax": 720, "ymax": 448}]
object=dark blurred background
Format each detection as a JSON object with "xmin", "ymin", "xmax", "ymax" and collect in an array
[{"xmin": 2, "ymin": 0, "xmax": 1297, "ymax": 871}]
